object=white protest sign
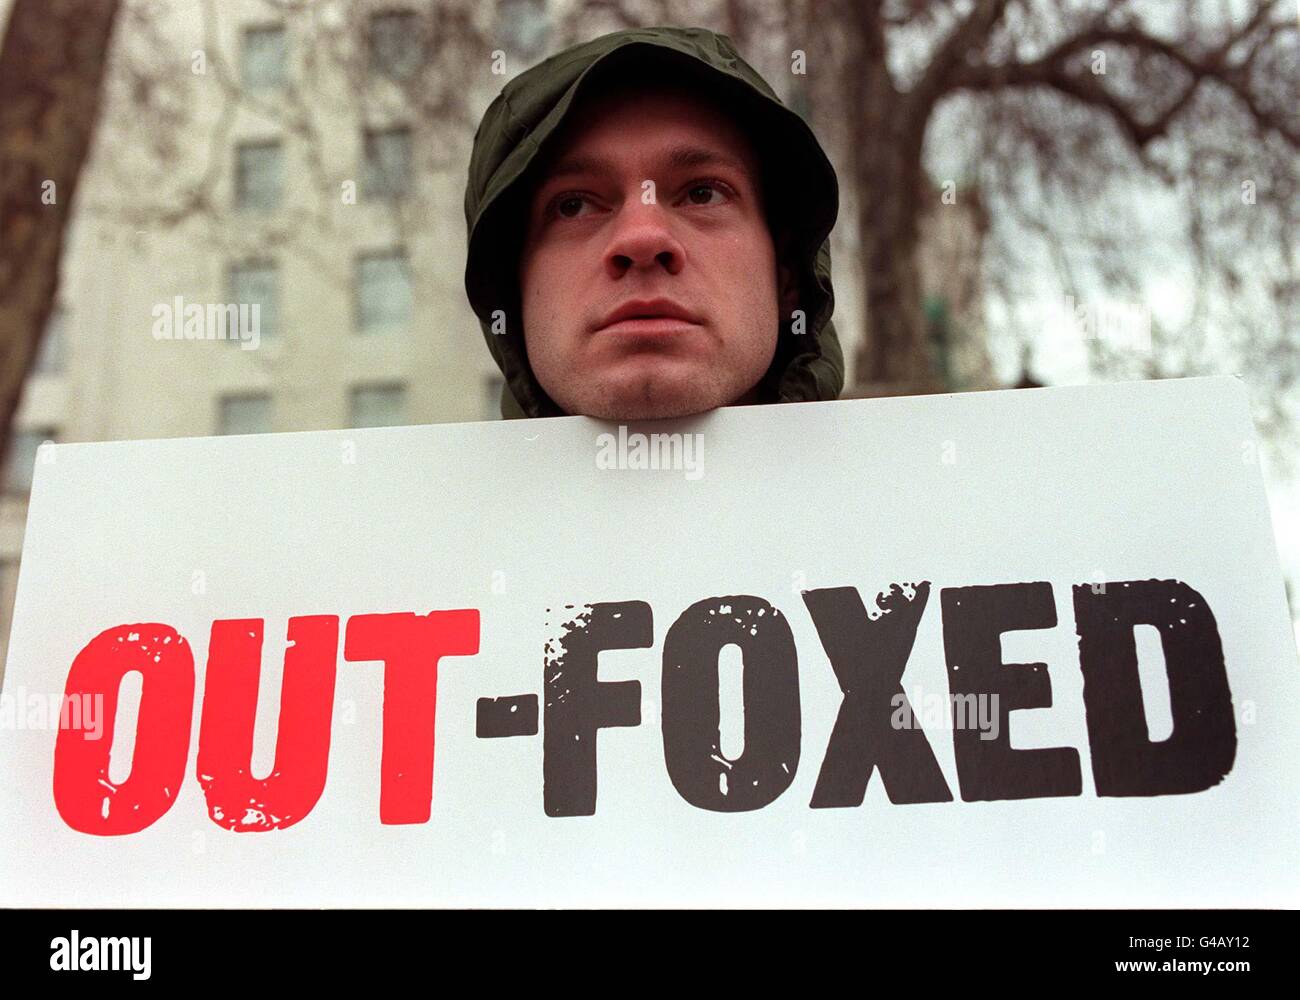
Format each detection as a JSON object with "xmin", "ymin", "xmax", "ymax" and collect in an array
[{"xmin": 1, "ymin": 376, "xmax": 1297, "ymax": 907}]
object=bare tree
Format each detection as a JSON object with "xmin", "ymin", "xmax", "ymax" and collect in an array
[
  {"xmin": 824, "ymin": 0, "xmax": 1296, "ymax": 424},
  {"xmin": 0, "ymin": 0, "xmax": 121, "ymax": 470}
]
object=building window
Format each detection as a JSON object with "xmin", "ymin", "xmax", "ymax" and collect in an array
[
  {"xmin": 350, "ymin": 384, "xmax": 407, "ymax": 428},
  {"xmin": 362, "ymin": 126, "xmax": 412, "ymax": 200},
  {"xmin": 0, "ymin": 555, "xmax": 21, "ymax": 664},
  {"xmin": 3, "ymin": 427, "xmax": 57, "ymax": 495},
  {"xmin": 241, "ymin": 25, "xmax": 287, "ymax": 90},
  {"xmin": 923, "ymin": 294, "xmax": 952, "ymax": 386},
  {"xmin": 218, "ymin": 393, "xmax": 273, "ymax": 435},
  {"xmin": 368, "ymin": 10, "xmax": 424, "ymax": 80},
  {"xmin": 227, "ymin": 261, "xmax": 280, "ymax": 340},
  {"xmin": 355, "ymin": 250, "xmax": 412, "ymax": 332},
  {"xmin": 33, "ymin": 306, "xmax": 66, "ymax": 375},
  {"xmin": 483, "ymin": 373, "xmax": 505, "ymax": 420},
  {"xmin": 235, "ymin": 140, "xmax": 283, "ymax": 211},
  {"xmin": 498, "ymin": 0, "xmax": 549, "ymax": 63}
]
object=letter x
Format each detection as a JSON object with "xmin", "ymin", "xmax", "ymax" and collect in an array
[{"xmin": 801, "ymin": 583, "xmax": 952, "ymax": 807}]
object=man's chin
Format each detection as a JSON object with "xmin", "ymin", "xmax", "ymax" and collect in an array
[
  {"xmin": 580, "ymin": 395, "xmax": 712, "ymax": 421},
  {"xmin": 574, "ymin": 374, "xmax": 721, "ymax": 421}
]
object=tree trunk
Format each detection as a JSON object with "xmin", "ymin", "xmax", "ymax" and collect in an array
[
  {"xmin": 860, "ymin": 165, "xmax": 933, "ymax": 389},
  {"xmin": 847, "ymin": 2, "xmax": 938, "ymax": 394},
  {"xmin": 0, "ymin": 0, "xmax": 121, "ymax": 471}
]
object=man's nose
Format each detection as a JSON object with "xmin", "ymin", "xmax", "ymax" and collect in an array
[{"xmin": 603, "ymin": 197, "xmax": 686, "ymax": 279}]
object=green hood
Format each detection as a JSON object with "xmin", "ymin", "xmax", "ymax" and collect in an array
[{"xmin": 463, "ymin": 26, "xmax": 843, "ymax": 419}]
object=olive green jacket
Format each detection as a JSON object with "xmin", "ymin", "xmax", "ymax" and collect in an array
[{"xmin": 462, "ymin": 26, "xmax": 844, "ymax": 419}]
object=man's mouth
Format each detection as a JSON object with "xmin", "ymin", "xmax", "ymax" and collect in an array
[{"xmin": 594, "ymin": 298, "xmax": 703, "ymax": 336}]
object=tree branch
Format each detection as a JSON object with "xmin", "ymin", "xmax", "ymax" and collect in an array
[
  {"xmin": 904, "ymin": 0, "xmax": 1011, "ymax": 136},
  {"xmin": 948, "ymin": 6, "xmax": 1299, "ymax": 150}
]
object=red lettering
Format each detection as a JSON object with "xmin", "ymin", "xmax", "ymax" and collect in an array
[
  {"xmin": 344, "ymin": 610, "xmax": 480, "ymax": 824},
  {"xmin": 53, "ymin": 624, "xmax": 194, "ymax": 835},
  {"xmin": 196, "ymin": 616, "xmax": 340, "ymax": 831}
]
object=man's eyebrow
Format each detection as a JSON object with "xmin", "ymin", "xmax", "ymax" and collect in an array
[
  {"xmin": 538, "ymin": 144, "xmax": 755, "ymax": 186},
  {"xmin": 661, "ymin": 144, "xmax": 753, "ymax": 177},
  {"xmin": 541, "ymin": 152, "xmax": 616, "ymax": 182}
]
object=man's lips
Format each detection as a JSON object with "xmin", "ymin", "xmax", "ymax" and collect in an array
[
  {"xmin": 593, "ymin": 298, "xmax": 703, "ymax": 335},
  {"xmin": 597, "ymin": 317, "xmax": 702, "ymax": 336}
]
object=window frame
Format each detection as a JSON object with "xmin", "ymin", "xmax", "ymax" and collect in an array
[
  {"xmin": 234, "ymin": 138, "xmax": 285, "ymax": 212},
  {"xmin": 367, "ymin": 8, "xmax": 426, "ymax": 80},
  {"xmin": 225, "ymin": 258, "xmax": 281, "ymax": 342},
  {"xmin": 353, "ymin": 248, "xmax": 413, "ymax": 333},
  {"xmin": 361, "ymin": 125, "xmax": 413, "ymax": 201},
  {"xmin": 3, "ymin": 426, "xmax": 60, "ymax": 496},
  {"xmin": 216, "ymin": 392, "xmax": 274, "ymax": 436},
  {"xmin": 240, "ymin": 22, "xmax": 288, "ymax": 91},
  {"xmin": 349, "ymin": 382, "xmax": 408, "ymax": 428}
]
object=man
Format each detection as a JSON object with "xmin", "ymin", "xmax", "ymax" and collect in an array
[{"xmin": 463, "ymin": 26, "xmax": 843, "ymax": 420}]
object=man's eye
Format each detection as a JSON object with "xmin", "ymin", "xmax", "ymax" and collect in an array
[
  {"xmin": 549, "ymin": 193, "xmax": 592, "ymax": 219},
  {"xmin": 684, "ymin": 180, "xmax": 732, "ymax": 206}
]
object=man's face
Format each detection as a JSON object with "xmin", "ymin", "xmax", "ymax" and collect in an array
[{"xmin": 517, "ymin": 84, "xmax": 794, "ymax": 420}]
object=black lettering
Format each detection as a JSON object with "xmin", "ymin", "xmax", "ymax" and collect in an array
[
  {"xmin": 543, "ymin": 601, "xmax": 650, "ymax": 817},
  {"xmin": 1073, "ymin": 579, "xmax": 1235, "ymax": 795},
  {"xmin": 940, "ymin": 583, "xmax": 1081, "ymax": 800},
  {"xmin": 802, "ymin": 583, "xmax": 952, "ymax": 807},
  {"xmin": 661, "ymin": 596, "xmax": 800, "ymax": 811}
]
